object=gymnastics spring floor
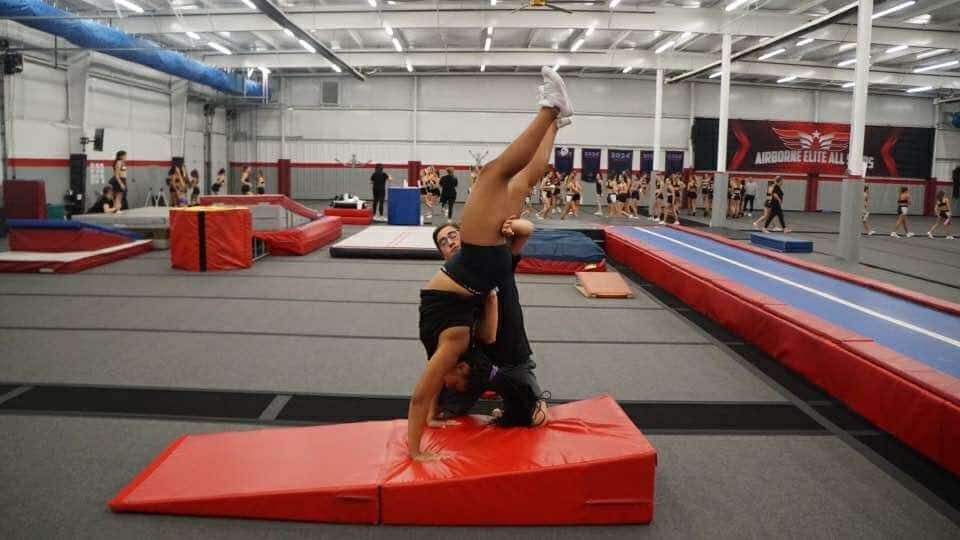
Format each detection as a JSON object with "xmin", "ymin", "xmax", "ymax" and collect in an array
[{"xmin": 0, "ymin": 214, "xmax": 959, "ymax": 538}]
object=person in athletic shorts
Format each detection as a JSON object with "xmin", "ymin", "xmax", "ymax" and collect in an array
[
  {"xmin": 594, "ymin": 171, "xmax": 605, "ymax": 216},
  {"xmin": 408, "ymin": 67, "xmax": 572, "ymax": 461},
  {"xmin": 927, "ymin": 190, "xmax": 953, "ymax": 239},
  {"xmin": 861, "ymin": 185, "xmax": 875, "ymax": 236},
  {"xmin": 891, "ymin": 187, "xmax": 914, "ymax": 238}
]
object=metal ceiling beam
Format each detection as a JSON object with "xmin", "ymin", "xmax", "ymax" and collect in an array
[
  {"xmin": 667, "ymin": 1, "xmax": 860, "ymax": 84},
  {"xmin": 203, "ymin": 48, "xmax": 960, "ymax": 90},
  {"xmin": 246, "ymin": 0, "xmax": 364, "ymax": 80},
  {"xmin": 107, "ymin": 6, "xmax": 958, "ymax": 49}
]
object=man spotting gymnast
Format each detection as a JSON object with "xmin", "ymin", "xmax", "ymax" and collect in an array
[{"xmin": 408, "ymin": 67, "xmax": 572, "ymax": 461}]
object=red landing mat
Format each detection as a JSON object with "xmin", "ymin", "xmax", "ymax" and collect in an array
[{"xmin": 110, "ymin": 396, "xmax": 657, "ymax": 526}]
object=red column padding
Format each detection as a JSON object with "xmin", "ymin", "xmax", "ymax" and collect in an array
[
  {"xmin": 407, "ymin": 161, "xmax": 421, "ymax": 187},
  {"xmin": 278, "ymin": 159, "xmax": 292, "ymax": 197},
  {"xmin": 2, "ymin": 180, "xmax": 47, "ymax": 219},
  {"xmin": 923, "ymin": 177, "xmax": 937, "ymax": 216},
  {"xmin": 806, "ymin": 173, "xmax": 819, "ymax": 212}
]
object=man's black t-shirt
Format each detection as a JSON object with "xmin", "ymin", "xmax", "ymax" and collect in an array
[
  {"xmin": 440, "ymin": 174, "xmax": 458, "ymax": 198},
  {"xmin": 88, "ymin": 196, "xmax": 112, "ymax": 214},
  {"xmin": 371, "ymin": 171, "xmax": 389, "ymax": 191},
  {"xmin": 772, "ymin": 185, "xmax": 784, "ymax": 206},
  {"xmin": 483, "ymin": 255, "xmax": 532, "ymax": 367}
]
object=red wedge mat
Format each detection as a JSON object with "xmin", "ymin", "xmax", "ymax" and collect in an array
[{"xmin": 110, "ymin": 396, "xmax": 657, "ymax": 525}]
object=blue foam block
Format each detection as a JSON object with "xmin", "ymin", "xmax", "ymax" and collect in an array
[{"xmin": 750, "ymin": 233, "xmax": 812, "ymax": 253}]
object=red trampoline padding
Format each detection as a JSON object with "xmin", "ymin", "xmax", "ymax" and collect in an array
[
  {"xmin": 199, "ymin": 195, "xmax": 322, "ymax": 220},
  {"xmin": 253, "ymin": 217, "xmax": 342, "ymax": 256},
  {"xmin": 605, "ymin": 227, "xmax": 960, "ymax": 476},
  {"xmin": 170, "ymin": 207, "xmax": 252, "ymax": 272},
  {"xmin": 380, "ymin": 396, "xmax": 656, "ymax": 525},
  {"xmin": 109, "ymin": 396, "xmax": 656, "ymax": 526},
  {"xmin": 0, "ymin": 240, "xmax": 152, "ymax": 273},
  {"xmin": 516, "ymin": 257, "xmax": 606, "ymax": 275},
  {"xmin": 324, "ymin": 207, "xmax": 373, "ymax": 225},
  {"xmin": 109, "ymin": 421, "xmax": 393, "ymax": 524},
  {"xmin": 9, "ymin": 227, "xmax": 130, "ymax": 252}
]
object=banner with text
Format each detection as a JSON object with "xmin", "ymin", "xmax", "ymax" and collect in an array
[
  {"xmin": 608, "ymin": 149, "xmax": 634, "ymax": 176},
  {"xmin": 726, "ymin": 119, "xmax": 933, "ymax": 178},
  {"xmin": 581, "ymin": 148, "xmax": 602, "ymax": 182},
  {"xmin": 554, "ymin": 146, "xmax": 574, "ymax": 174}
]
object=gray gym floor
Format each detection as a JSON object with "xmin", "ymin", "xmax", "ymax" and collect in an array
[{"xmin": 1, "ymin": 211, "xmax": 959, "ymax": 539}]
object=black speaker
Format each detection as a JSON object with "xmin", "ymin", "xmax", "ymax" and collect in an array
[
  {"xmin": 3, "ymin": 52, "xmax": 22, "ymax": 75},
  {"xmin": 93, "ymin": 128, "xmax": 104, "ymax": 152},
  {"xmin": 68, "ymin": 153, "xmax": 87, "ymax": 216},
  {"xmin": 0, "ymin": 208, "xmax": 8, "ymax": 238}
]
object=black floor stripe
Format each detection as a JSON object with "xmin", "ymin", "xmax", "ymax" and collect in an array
[
  {"xmin": 855, "ymin": 433, "xmax": 960, "ymax": 513},
  {"xmin": 859, "ymin": 262, "xmax": 960, "ymax": 291},
  {"xmin": 0, "ymin": 293, "xmax": 661, "ymax": 311},
  {"xmin": 0, "ymin": 386, "xmax": 273, "ymax": 420},
  {"xmin": 0, "ymin": 382, "xmax": 823, "ymax": 434},
  {"xmin": 0, "ymin": 384, "xmax": 17, "ymax": 396},
  {"xmin": 0, "ymin": 327, "xmax": 710, "ymax": 346},
  {"xmin": 79, "ymin": 272, "xmax": 576, "ymax": 286}
]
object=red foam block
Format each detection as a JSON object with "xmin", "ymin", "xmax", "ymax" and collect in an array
[
  {"xmin": 110, "ymin": 396, "xmax": 656, "ymax": 526},
  {"xmin": 380, "ymin": 396, "xmax": 656, "ymax": 525},
  {"xmin": 254, "ymin": 217, "xmax": 342, "ymax": 256},
  {"xmin": 109, "ymin": 421, "xmax": 394, "ymax": 523},
  {"xmin": 324, "ymin": 207, "xmax": 373, "ymax": 225},
  {"xmin": 516, "ymin": 257, "xmax": 606, "ymax": 275}
]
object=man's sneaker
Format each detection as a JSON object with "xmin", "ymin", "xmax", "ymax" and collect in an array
[{"xmin": 539, "ymin": 66, "xmax": 573, "ymax": 117}]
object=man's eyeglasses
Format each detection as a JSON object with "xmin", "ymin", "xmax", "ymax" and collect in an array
[{"xmin": 437, "ymin": 230, "xmax": 459, "ymax": 248}]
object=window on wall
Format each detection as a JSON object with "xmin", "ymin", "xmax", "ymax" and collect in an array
[{"xmin": 321, "ymin": 81, "xmax": 339, "ymax": 106}]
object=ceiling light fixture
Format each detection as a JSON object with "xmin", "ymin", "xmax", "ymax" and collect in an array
[
  {"xmin": 484, "ymin": 37, "xmax": 492, "ymax": 51},
  {"xmin": 480, "ymin": 64, "xmax": 486, "ymax": 72},
  {"xmin": 777, "ymin": 75, "xmax": 797, "ymax": 83},
  {"xmin": 914, "ymin": 59, "xmax": 959, "ymax": 73},
  {"xmin": 283, "ymin": 28, "xmax": 294, "ymax": 38},
  {"xmin": 241, "ymin": 0, "xmax": 257, "ymax": 9},
  {"xmin": 406, "ymin": 60, "xmax": 413, "ymax": 72},
  {"xmin": 709, "ymin": 71, "xmax": 722, "ymax": 78},
  {"xmin": 571, "ymin": 38, "xmax": 585, "ymax": 52},
  {"xmin": 655, "ymin": 40, "xmax": 676, "ymax": 54},
  {"xmin": 115, "ymin": 0, "xmax": 144, "ymax": 13},
  {"xmin": 797, "ymin": 38, "xmax": 814, "ymax": 47},
  {"xmin": 609, "ymin": 0, "xmax": 621, "ymax": 8},
  {"xmin": 837, "ymin": 58, "xmax": 857, "ymax": 67},
  {"xmin": 298, "ymin": 39, "xmax": 316, "ymax": 53},
  {"xmin": 842, "ymin": 81, "xmax": 855, "ymax": 88},
  {"xmin": 725, "ymin": 0, "xmax": 750, "ymax": 11},
  {"xmin": 186, "ymin": 31, "xmax": 201, "ymax": 40},
  {"xmin": 917, "ymin": 49, "xmax": 949, "ymax": 59},
  {"xmin": 384, "ymin": 24, "xmax": 393, "ymax": 37},
  {"xmin": 838, "ymin": 43, "xmax": 856, "ymax": 52},
  {"xmin": 393, "ymin": 37, "xmax": 403, "ymax": 52},
  {"xmin": 758, "ymin": 48, "xmax": 786, "ymax": 60},
  {"xmin": 885, "ymin": 44, "xmax": 908, "ymax": 54},
  {"xmin": 622, "ymin": 66, "xmax": 633, "ymax": 73},
  {"xmin": 873, "ymin": 1, "xmax": 915, "ymax": 19},
  {"xmin": 906, "ymin": 86, "xmax": 933, "ymax": 93},
  {"xmin": 208, "ymin": 42, "xmax": 232, "ymax": 55}
]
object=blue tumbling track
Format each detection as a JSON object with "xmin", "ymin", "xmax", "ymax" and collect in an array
[{"xmin": 615, "ymin": 226, "xmax": 960, "ymax": 378}]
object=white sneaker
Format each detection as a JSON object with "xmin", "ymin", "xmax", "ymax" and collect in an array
[
  {"xmin": 539, "ymin": 66, "xmax": 573, "ymax": 117},
  {"xmin": 593, "ymin": 211, "xmax": 603, "ymax": 216},
  {"xmin": 557, "ymin": 117, "xmax": 573, "ymax": 129},
  {"xmin": 906, "ymin": 232, "xmax": 915, "ymax": 238},
  {"xmin": 927, "ymin": 232, "xmax": 934, "ymax": 239},
  {"xmin": 890, "ymin": 232, "xmax": 900, "ymax": 238},
  {"xmin": 658, "ymin": 220, "xmax": 666, "ymax": 225},
  {"xmin": 947, "ymin": 235, "xmax": 955, "ymax": 240},
  {"xmin": 868, "ymin": 230, "xmax": 875, "ymax": 236}
]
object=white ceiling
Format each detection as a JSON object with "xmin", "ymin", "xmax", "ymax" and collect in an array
[{"xmin": 19, "ymin": 0, "xmax": 960, "ymax": 95}]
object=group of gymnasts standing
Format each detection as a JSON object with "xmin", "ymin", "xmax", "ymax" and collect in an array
[
  {"xmin": 884, "ymin": 186, "xmax": 954, "ymax": 239},
  {"xmin": 418, "ymin": 165, "xmax": 462, "ymax": 222}
]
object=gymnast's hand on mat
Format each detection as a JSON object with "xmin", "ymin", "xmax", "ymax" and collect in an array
[
  {"xmin": 490, "ymin": 409, "xmax": 504, "ymax": 422},
  {"xmin": 411, "ymin": 451, "xmax": 448, "ymax": 462},
  {"xmin": 427, "ymin": 418, "xmax": 460, "ymax": 428}
]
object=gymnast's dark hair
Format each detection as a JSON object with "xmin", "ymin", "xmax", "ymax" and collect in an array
[{"xmin": 458, "ymin": 346, "xmax": 494, "ymax": 396}]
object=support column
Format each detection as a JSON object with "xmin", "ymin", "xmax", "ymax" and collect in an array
[
  {"xmin": 278, "ymin": 78, "xmax": 291, "ymax": 196},
  {"xmin": 710, "ymin": 33, "xmax": 732, "ymax": 228},
  {"xmin": 685, "ymin": 81, "xmax": 695, "ymax": 169},
  {"xmin": 66, "ymin": 51, "xmax": 92, "ymax": 156},
  {"xmin": 412, "ymin": 76, "xmax": 419, "ymax": 162},
  {"xmin": 170, "ymin": 80, "xmax": 188, "ymax": 160},
  {"xmin": 647, "ymin": 69, "xmax": 664, "ymax": 215},
  {"xmin": 839, "ymin": 0, "xmax": 873, "ymax": 263}
]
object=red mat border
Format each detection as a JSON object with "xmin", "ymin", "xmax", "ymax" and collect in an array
[
  {"xmin": 606, "ymin": 227, "xmax": 960, "ymax": 476},
  {"xmin": 668, "ymin": 224, "xmax": 960, "ymax": 317}
]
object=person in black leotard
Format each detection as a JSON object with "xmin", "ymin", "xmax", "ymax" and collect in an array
[
  {"xmin": 762, "ymin": 176, "xmax": 790, "ymax": 233},
  {"xmin": 891, "ymin": 186, "xmax": 913, "ymax": 238},
  {"xmin": 926, "ymin": 190, "xmax": 953, "ymax": 239},
  {"xmin": 594, "ymin": 172, "xmax": 604, "ymax": 216},
  {"xmin": 408, "ymin": 67, "xmax": 572, "ymax": 461}
]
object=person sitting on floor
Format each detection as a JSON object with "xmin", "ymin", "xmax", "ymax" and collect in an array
[{"xmin": 87, "ymin": 186, "xmax": 118, "ymax": 214}]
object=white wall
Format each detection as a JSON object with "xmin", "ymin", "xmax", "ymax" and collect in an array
[
  {"xmin": 238, "ymin": 75, "xmax": 939, "ymax": 175},
  {"xmin": 3, "ymin": 58, "xmax": 228, "ymax": 205}
]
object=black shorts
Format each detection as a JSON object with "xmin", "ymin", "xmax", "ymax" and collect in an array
[
  {"xmin": 256, "ymin": 187, "xmax": 265, "ymax": 195},
  {"xmin": 211, "ymin": 184, "xmax": 221, "ymax": 194},
  {"xmin": 420, "ymin": 187, "xmax": 427, "ymax": 195},
  {"xmin": 595, "ymin": 183, "xmax": 603, "ymax": 195},
  {"xmin": 630, "ymin": 191, "xmax": 640, "ymax": 199},
  {"xmin": 418, "ymin": 290, "xmax": 484, "ymax": 360},
  {"xmin": 430, "ymin": 188, "xmax": 441, "ymax": 197},
  {"xmin": 241, "ymin": 185, "xmax": 251, "ymax": 194},
  {"xmin": 617, "ymin": 193, "xmax": 628, "ymax": 203},
  {"xmin": 553, "ymin": 189, "xmax": 561, "ymax": 196},
  {"xmin": 572, "ymin": 193, "xmax": 581, "ymax": 202},
  {"xmin": 667, "ymin": 196, "xmax": 674, "ymax": 204},
  {"xmin": 489, "ymin": 357, "xmax": 545, "ymax": 427}
]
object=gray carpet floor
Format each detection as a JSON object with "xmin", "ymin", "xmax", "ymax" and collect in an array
[{"xmin": 1, "ymin": 215, "xmax": 958, "ymax": 539}]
